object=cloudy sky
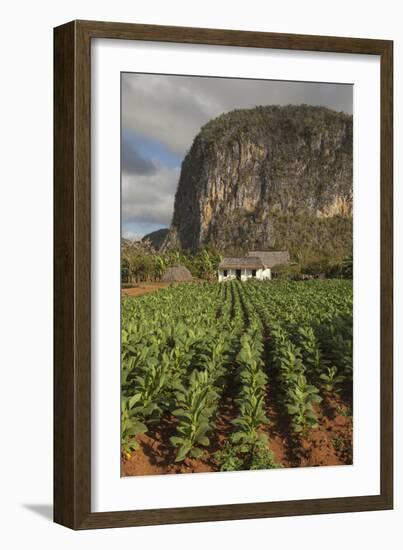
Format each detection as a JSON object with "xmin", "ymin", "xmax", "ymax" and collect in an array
[{"xmin": 121, "ymin": 73, "xmax": 353, "ymax": 239}]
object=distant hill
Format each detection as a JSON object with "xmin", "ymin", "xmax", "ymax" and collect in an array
[
  {"xmin": 142, "ymin": 228, "xmax": 169, "ymax": 250},
  {"xmin": 162, "ymin": 105, "xmax": 353, "ymax": 258}
]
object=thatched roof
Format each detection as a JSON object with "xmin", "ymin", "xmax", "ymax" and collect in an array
[
  {"xmin": 247, "ymin": 250, "xmax": 290, "ymax": 268},
  {"xmin": 161, "ymin": 265, "xmax": 193, "ymax": 282},
  {"xmin": 219, "ymin": 257, "xmax": 264, "ymax": 270}
]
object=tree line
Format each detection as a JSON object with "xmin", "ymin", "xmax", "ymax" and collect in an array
[
  {"xmin": 121, "ymin": 238, "xmax": 352, "ymax": 285},
  {"xmin": 121, "ymin": 239, "xmax": 222, "ymax": 284}
]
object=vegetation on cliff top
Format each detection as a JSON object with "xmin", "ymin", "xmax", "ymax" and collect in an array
[{"xmin": 197, "ymin": 104, "xmax": 352, "ymax": 149}]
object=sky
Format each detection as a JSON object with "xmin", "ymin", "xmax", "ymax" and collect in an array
[{"xmin": 121, "ymin": 73, "xmax": 353, "ymax": 239}]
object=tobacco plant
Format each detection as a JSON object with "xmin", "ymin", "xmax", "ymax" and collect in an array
[
  {"xmin": 231, "ymin": 320, "xmax": 272, "ymax": 465},
  {"xmin": 121, "ymin": 396, "xmax": 147, "ymax": 459},
  {"xmin": 285, "ymin": 374, "xmax": 322, "ymax": 433},
  {"xmin": 319, "ymin": 365, "xmax": 345, "ymax": 393},
  {"xmin": 296, "ymin": 325, "xmax": 329, "ymax": 382},
  {"xmin": 170, "ymin": 369, "xmax": 218, "ymax": 461},
  {"xmin": 121, "ymin": 278, "xmax": 353, "ymax": 466}
]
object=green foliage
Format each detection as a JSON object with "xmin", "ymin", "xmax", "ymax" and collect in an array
[
  {"xmin": 301, "ymin": 255, "xmax": 353, "ymax": 279},
  {"xmin": 271, "ymin": 262, "xmax": 301, "ymax": 279},
  {"xmin": 332, "ymin": 435, "xmax": 347, "ymax": 453},
  {"xmin": 121, "ymin": 239, "xmax": 222, "ymax": 282},
  {"xmin": 296, "ymin": 325, "xmax": 329, "ymax": 382},
  {"xmin": 241, "ymin": 279, "xmax": 352, "ymax": 437},
  {"xmin": 121, "ymin": 279, "xmax": 353, "ymax": 466},
  {"xmin": 285, "ymin": 374, "xmax": 322, "ymax": 433},
  {"xmin": 199, "ymin": 104, "xmax": 351, "ymax": 151},
  {"xmin": 335, "ymin": 404, "xmax": 351, "ymax": 417},
  {"xmin": 214, "ymin": 442, "xmax": 244, "ymax": 472},
  {"xmin": 272, "ymin": 214, "xmax": 353, "ymax": 264},
  {"xmin": 121, "ymin": 397, "xmax": 147, "ymax": 458},
  {"xmin": 170, "ymin": 370, "xmax": 218, "ymax": 462},
  {"xmin": 319, "ymin": 366, "xmax": 345, "ymax": 393},
  {"xmin": 341, "ymin": 255, "xmax": 353, "ymax": 278},
  {"xmin": 215, "ymin": 440, "xmax": 281, "ymax": 472},
  {"xmin": 231, "ymin": 397, "xmax": 270, "ymax": 447},
  {"xmin": 231, "ymin": 320, "xmax": 271, "ymax": 458},
  {"xmin": 269, "ymin": 332, "xmax": 322, "ymax": 434},
  {"xmin": 272, "ymin": 254, "xmax": 353, "ymax": 281},
  {"xmin": 248, "ymin": 440, "xmax": 282, "ymax": 470}
]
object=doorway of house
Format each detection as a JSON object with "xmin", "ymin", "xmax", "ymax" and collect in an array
[{"xmin": 236, "ymin": 269, "xmax": 241, "ymax": 280}]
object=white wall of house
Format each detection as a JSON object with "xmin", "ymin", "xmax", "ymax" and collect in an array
[
  {"xmin": 218, "ymin": 267, "xmax": 271, "ymax": 282},
  {"xmin": 260, "ymin": 268, "xmax": 272, "ymax": 280}
]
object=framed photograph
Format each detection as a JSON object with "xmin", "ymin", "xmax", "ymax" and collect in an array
[{"xmin": 54, "ymin": 20, "xmax": 393, "ymax": 529}]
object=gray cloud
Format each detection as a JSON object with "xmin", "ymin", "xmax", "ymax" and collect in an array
[
  {"xmin": 122, "ymin": 73, "xmax": 352, "ymax": 236},
  {"xmin": 122, "ymin": 167, "xmax": 180, "ymax": 227},
  {"xmin": 122, "ymin": 74, "xmax": 218, "ymax": 157},
  {"xmin": 122, "ymin": 73, "xmax": 353, "ymax": 157},
  {"xmin": 122, "ymin": 132, "xmax": 156, "ymax": 175}
]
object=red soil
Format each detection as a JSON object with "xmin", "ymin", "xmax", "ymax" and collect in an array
[
  {"xmin": 122, "ymin": 282, "xmax": 171, "ymax": 298},
  {"xmin": 121, "ymin": 391, "xmax": 352, "ymax": 477}
]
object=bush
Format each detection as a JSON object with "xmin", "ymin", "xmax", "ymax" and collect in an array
[
  {"xmin": 272, "ymin": 255, "xmax": 353, "ymax": 281},
  {"xmin": 302, "ymin": 256, "xmax": 352, "ymax": 279},
  {"xmin": 272, "ymin": 263, "xmax": 301, "ymax": 279}
]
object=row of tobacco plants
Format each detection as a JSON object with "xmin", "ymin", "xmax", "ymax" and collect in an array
[{"xmin": 121, "ymin": 279, "xmax": 353, "ymax": 471}]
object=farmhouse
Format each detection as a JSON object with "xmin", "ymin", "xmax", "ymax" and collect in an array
[
  {"xmin": 218, "ymin": 251, "xmax": 289, "ymax": 282},
  {"xmin": 218, "ymin": 256, "xmax": 270, "ymax": 282}
]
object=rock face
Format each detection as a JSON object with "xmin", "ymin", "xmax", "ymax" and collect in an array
[
  {"xmin": 163, "ymin": 105, "xmax": 353, "ymax": 256},
  {"xmin": 142, "ymin": 228, "xmax": 169, "ymax": 251}
]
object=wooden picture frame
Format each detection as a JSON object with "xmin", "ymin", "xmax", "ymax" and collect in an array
[{"xmin": 54, "ymin": 20, "xmax": 393, "ymax": 529}]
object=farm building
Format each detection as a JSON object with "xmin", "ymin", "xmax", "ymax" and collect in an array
[
  {"xmin": 218, "ymin": 257, "xmax": 270, "ymax": 282},
  {"xmin": 161, "ymin": 265, "xmax": 193, "ymax": 282},
  {"xmin": 247, "ymin": 250, "xmax": 290, "ymax": 268},
  {"xmin": 218, "ymin": 251, "xmax": 289, "ymax": 282}
]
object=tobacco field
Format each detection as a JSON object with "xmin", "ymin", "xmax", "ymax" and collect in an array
[{"xmin": 121, "ymin": 280, "xmax": 353, "ymax": 475}]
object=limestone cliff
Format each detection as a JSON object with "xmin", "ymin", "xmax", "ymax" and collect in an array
[{"xmin": 163, "ymin": 105, "xmax": 353, "ymax": 256}]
